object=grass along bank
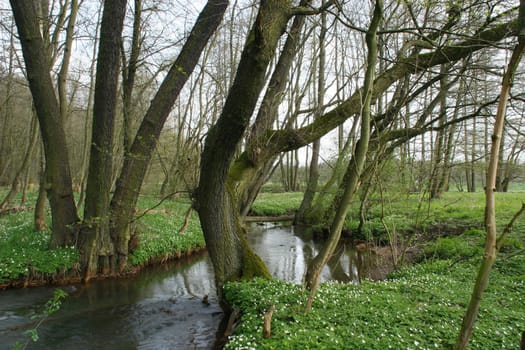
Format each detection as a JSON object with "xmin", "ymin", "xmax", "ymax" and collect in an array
[
  {"xmin": 1, "ymin": 190, "xmax": 523, "ymax": 288},
  {"xmin": 0, "ymin": 190, "xmax": 304, "ymax": 288},
  {"xmin": 224, "ymin": 257, "xmax": 524, "ymax": 349},
  {"xmin": 223, "ymin": 191, "xmax": 525, "ymax": 349},
  {"xmin": 0, "ymin": 193, "xmax": 205, "ymax": 288}
]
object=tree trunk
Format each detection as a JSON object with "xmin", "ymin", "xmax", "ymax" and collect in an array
[
  {"xmin": 121, "ymin": 0, "xmax": 142, "ymax": 153},
  {"xmin": 197, "ymin": 0, "xmax": 292, "ymax": 304},
  {"xmin": 296, "ymin": 7, "xmax": 326, "ymax": 223},
  {"xmin": 79, "ymin": 0, "xmax": 127, "ymax": 281},
  {"xmin": 429, "ymin": 65, "xmax": 448, "ymax": 199},
  {"xmin": 455, "ymin": 11, "xmax": 525, "ymax": 346},
  {"xmin": 239, "ymin": 0, "xmax": 311, "ymax": 216},
  {"xmin": 34, "ymin": 151, "xmax": 47, "ymax": 231},
  {"xmin": 304, "ymin": 0, "xmax": 382, "ymax": 311},
  {"xmin": 10, "ymin": 0, "xmax": 79, "ymax": 247},
  {"xmin": 110, "ymin": 0, "xmax": 229, "ymax": 272}
]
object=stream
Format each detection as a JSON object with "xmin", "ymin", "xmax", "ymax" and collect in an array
[{"xmin": 0, "ymin": 222, "xmax": 381, "ymax": 349}]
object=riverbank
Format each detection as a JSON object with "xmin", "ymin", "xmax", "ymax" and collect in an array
[
  {"xmin": 1, "ymin": 191, "xmax": 524, "ymax": 348},
  {"xmin": 223, "ymin": 191, "xmax": 525, "ymax": 349},
  {"xmin": 0, "ymin": 196, "xmax": 206, "ymax": 289},
  {"xmin": 224, "ymin": 256, "xmax": 525, "ymax": 349},
  {"xmin": 0, "ymin": 192, "xmax": 303, "ymax": 290}
]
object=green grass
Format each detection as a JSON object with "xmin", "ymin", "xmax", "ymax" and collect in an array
[
  {"xmin": 0, "ymin": 211, "xmax": 79, "ymax": 284},
  {"xmin": 224, "ymin": 258, "xmax": 525, "ymax": 349},
  {"xmin": 129, "ymin": 198, "xmax": 205, "ymax": 266},
  {"xmin": 250, "ymin": 192, "xmax": 303, "ymax": 216},
  {"xmin": 0, "ymin": 191, "xmax": 205, "ymax": 284},
  {"xmin": 223, "ymin": 190, "xmax": 525, "ymax": 349}
]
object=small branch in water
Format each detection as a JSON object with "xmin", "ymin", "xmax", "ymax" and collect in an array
[{"xmin": 263, "ymin": 305, "xmax": 276, "ymax": 339}]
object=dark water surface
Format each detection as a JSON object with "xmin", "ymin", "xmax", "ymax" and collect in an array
[{"xmin": 0, "ymin": 222, "xmax": 379, "ymax": 349}]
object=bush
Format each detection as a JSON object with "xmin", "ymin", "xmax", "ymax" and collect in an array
[{"xmin": 424, "ymin": 236, "xmax": 481, "ymax": 260}]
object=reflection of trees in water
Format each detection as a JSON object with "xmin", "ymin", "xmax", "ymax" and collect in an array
[{"xmin": 327, "ymin": 244, "xmax": 352, "ymax": 283}]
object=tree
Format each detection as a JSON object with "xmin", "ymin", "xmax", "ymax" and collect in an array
[
  {"xmin": 304, "ymin": 0, "xmax": 382, "ymax": 310},
  {"xmin": 10, "ymin": 0, "xmax": 229, "ymax": 279},
  {"xmin": 109, "ymin": 0, "xmax": 229, "ymax": 273},
  {"xmin": 10, "ymin": 0, "xmax": 80, "ymax": 247},
  {"xmin": 196, "ymin": 0, "xmax": 293, "ymax": 302},
  {"xmin": 455, "ymin": 2, "xmax": 525, "ymax": 347},
  {"xmin": 78, "ymin": 0, "xmax": 127, "ymax": 279}
]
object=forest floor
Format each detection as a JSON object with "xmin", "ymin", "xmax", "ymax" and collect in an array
[
  {"xmin": 1, "ymin": 189, "xmax": 524, "ymax": 349},
  {"xmin": 226, "ymin": 190, "xmax": 525, "ymax": 349},
  {"xmin": 0, "ymin": 194, "xmax": 205, "ymax": 289}
]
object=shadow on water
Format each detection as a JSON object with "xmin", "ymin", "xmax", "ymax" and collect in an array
[{"xmin": 0, "ymin": 222, "xmax": 382, "ymax": 349}]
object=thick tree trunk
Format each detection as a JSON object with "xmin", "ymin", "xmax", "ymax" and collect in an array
[
  {"xmin": 10, "ymin": 0, "xmax": 79, "ymax": 247},
  {"xmin": 110, "ymin": 0, "xmax": 229, "ymax": 272},
  {"xmin": 239, "ymin": 0, "xmax": 311, "ymax": 217},
  {"xmin": 79, "ymin": 0, "xmax": 127, "ymax": 281},
  {"xmin": 197, "ymin": 0, "xmax": 291, "ymax": 303}
]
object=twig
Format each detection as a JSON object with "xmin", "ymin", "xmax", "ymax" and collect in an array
[
  {"xmin": 131, "ymin": 190, "xmax": 190, "ymax": 223},
  {"xmin": 496, "ymin": 202, "xmax": 525, "ymax": 251},
  {"xmin": 178, "ymin": 207, "xmax": 193, "ymax": 234}
]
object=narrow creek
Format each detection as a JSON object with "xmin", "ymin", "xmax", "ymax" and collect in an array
[{"xmin": 0, "ymin": 222, "xmax": 382, "ymax": 349}]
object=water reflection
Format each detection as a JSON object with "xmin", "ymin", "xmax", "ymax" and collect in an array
[
  {"xmin": 247, "ymin": 222, "xmax": 382, "ymax": 284},
  {"xmin": 0, "ymin": 253, "xmax": 221, "ymax": 350},
  {"xmin": 0, "ymin": 223, "xmax": 383, "ymax": 349}
]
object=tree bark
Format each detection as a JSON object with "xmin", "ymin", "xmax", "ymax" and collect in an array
[
  {"xmin": 121, "ymin": 0, "xmax": 142, "ymax": 153},
  {"xmin": 79, "ymin": 0, "xmax": 127, "ymax": 280},
  {"xmin": 455, "ymin": 8, "xmax": 525, "ymax": 346},
  {"xmin": 239, "ymin": 0, "xmax": 311, "ymax": 216},
  {"xmin": 197, "ymin": 0, "xmax": 292, "ymax": 304},
  {"xmin": 10, "ymin": 0, "xmax": 79, "ymax": 247},
  {"xmin": 110, "ymin": 0, "xmax": 229, "ymax": 272}
]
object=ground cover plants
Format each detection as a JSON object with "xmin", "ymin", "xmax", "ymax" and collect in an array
[
  {"xmin": 249, "ymin": 192, "xmax": 304, "ymax": 216},
  {"xmin": 1, "ymin": 188, "xmax": 524, "ymax": 348},
  {"xmin": 224, "ymin": 257, "xmax": 525, "ymax": 349},
  {"xmin": 0, "ymin": 191, "xmax": 205, "ymax": 287},
  {"xmin": 223, "ymin": 191, "xmax": 525, "ymax": 349}
]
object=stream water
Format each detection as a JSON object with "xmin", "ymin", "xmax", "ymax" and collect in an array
[{"xmin": 0, "ymin": 222, "xmax": 380, "ymax": 349}]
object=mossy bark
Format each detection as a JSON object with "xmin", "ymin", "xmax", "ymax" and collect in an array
[{"xmin": 197, "ymin": 0, "xmax": 291, "ymax": 306}]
